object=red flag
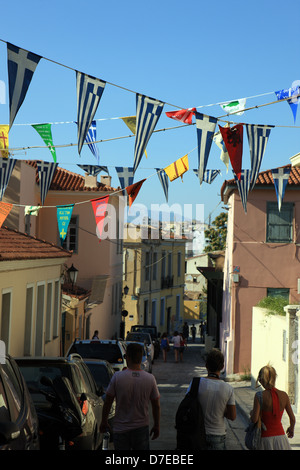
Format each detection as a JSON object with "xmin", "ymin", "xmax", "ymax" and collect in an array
[
  {"xmin": 0, "ymin": 202, "xmax": 12, "ymax": 228},
  {"xmin": 126, "ymin": 179, "xmax": 146, "ymax": 207},
  {"xmin": 219, "ymin": 124, "xmax": 243, "ymax": 180},
  {"xmin": 165, "ymin": 108, "xmax": 196, "ymax": 125},
  {"xmin": 91, "ymin": 195, "xmax": 109, "ymax": 241}
]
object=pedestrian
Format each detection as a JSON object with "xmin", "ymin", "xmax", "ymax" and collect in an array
[
  {"xmin": 191, "ymin": 324, "xmax": 196, "ymax": 342},
  {"xmin": 183, "ymin": 322, "xmax": 189, "ymax": 342},
  {"xmin": 100, "ymin": 342, "xmax": 160, "ymax": 450},
  {"xmin": 199, "ymin": 322, "xmax": 204, "ymax": 343},
  {"xmin": 92, "ymin": 330, "xmax": 99, "ymax": 339},
  {"xmin": 172, "ymin": 331, "xmax": 181, "ymax": 363},
  {"xmin": 160, "ymin": 332, "xmax": 169, "ymax": 362},
  {"xmin": 179, "ymin": 333, "xmax": 186, "ymax": 362},
  {"xmin": 250, "ymin": 364, "xmax": 295, "ymax": 450},
  {"xmin": 186, "ymin": 348, "xmax": 236, "ymax": 450}
]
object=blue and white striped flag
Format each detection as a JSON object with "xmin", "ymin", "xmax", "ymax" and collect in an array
[
  {"xmin": 7, "ymin": 43, "xmax": 41, "ymax": 128},
  {"xmin": 133, "ymin": 94, "xmax": 164, "ymax": 174},
  {"xmin": 234, "ymin": 169, "xmax": 252, "ymax": 213},
  {"xmin": 193, "ymin": 169, "xmax": 221, "ymax": 184},
  {"xmin": 195, "ymin": 112, "xmax": 218, "ymax": 184},
  {"xmin": 77, "ymin": 164, "xmax": 109, "ymax": 176},
  {"xmin": 272, "ymin": 167, "xmax": 291, "ymax": 211},
  {"xmin": 156, "ymin": 168, "xmax": 169, "ymax": 202},
  {"xmin": 0, "ymin": 158, "xmax": 16, "ymax": 200},
  {"xmin": 115, "ymin": 167, "xmax": 134, "ymax": 195},
  {"xmin": 36, "ymin": 161, "xmax": 58, "ymax": 205},
  {"xmin": 76, "ymin": 72, "xmax": 106, "ymax": 155},
  {"xmin": 85, "ymin": 120, "xmax": 100, "ymax": 163},
  {"xmin": 245, "ymin": 124, "xmax": 273, "ymax": 190}
]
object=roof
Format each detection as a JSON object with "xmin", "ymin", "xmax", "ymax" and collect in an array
[
  {"xmin": 26, "ymin": 160, "xmax": 118, "ymax": 193},
  {"xmin": 0, "ymin": 226, "xmax": 71, "ymax": 261},
  {"xmin": 221, "ymin": 164, "xmax": 300, "ymax": 201}
]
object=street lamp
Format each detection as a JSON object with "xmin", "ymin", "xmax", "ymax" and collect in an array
[
  {"xmin": 68, "ymin": 264, "xmax": 78, "ymax": 290},
  {"xmin": 123, "ymin": 285, "xmax": 129, "ymax": 297}
]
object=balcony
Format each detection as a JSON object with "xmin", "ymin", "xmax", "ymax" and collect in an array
[{"xmin": 161, "ymin": 275, "xmax": 174, "ymax": 289}]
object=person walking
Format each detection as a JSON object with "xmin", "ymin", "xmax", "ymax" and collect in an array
[
  {"xmin": 191, "ymin": 324, "xmax": 196, "ymax": 343},
  {"xmin": 171, "ymin": 331, "xmax": 181, "ymax": 363},
  {"xmin": 183, "ymin": 322, "xmax": 189, "ymax": 342},
  {"xmin": 179, "ymin": 333, "xmax": 186, "ymax": 362},
  {"xmin": 92, "ymin": 330, "xmax": 99, "ymax": 339},
  {"xmin": 100, "ymin": 342, "xmax": 160, "ymax": 450},
  {"xmin": 160, "ymin": 332, "xmax": 169, "ymax": 362},
  {"xmin": 187, "ymin": 348, "xmax": 236, "ymax": 450},
  {"xmin": 250, "ymin": 364, "xmax": 295, "ymax": 450}
]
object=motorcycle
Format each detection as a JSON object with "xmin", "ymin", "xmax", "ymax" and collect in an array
[{"xmin": 37, "ymin": 375, "xmax": 84, "ymax": 450}]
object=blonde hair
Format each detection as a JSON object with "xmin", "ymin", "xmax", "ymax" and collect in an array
[{"xmin": 256, "ymin": 364, "xmax": 277, "ymax": 388}]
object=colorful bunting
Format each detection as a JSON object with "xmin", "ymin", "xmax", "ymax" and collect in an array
[
  {"xmin": 220, "ymin": 98, "xmax": 246, "ymax": 116},
  {"xmin": 76, "ymin": 72, "xmax": 106, "ymax": 155},
  {"xmin": 193, "ymin": 169, "xmax": 221, "ymax": 184},
  {"xmin": 36, "ymin": 161, "xmax": 58, "ymax": 205},
  {"xmin": 91, "ymin": 195, "xmax": 110, "ymax": 241},
  {"xmin": 0, "ymin": 125, "xmax": 9, "ymax": 158},
  {"xmin": 156, "ymin": 168, "xmax": 169, "ymax": 201},
  {"xmin": 195, "ymin": 112, "xmax": 218, "ymax": 184},
  {"xmin": 133, "ymin": 94, "xmax": 164, "ymax": 174},
  {"xmin": 32, "ymin": 123, "xmax": 57, "ymax": 162},
  {"xmin": 219, "ymin": 124, "xmax": 243, "ymax": 180},
  {"xmin": 275, "ymin": 81, "xmax": 300, "ymax": 123},
  {"xmin": 24, "ymin": 205, "xmax": 41, "ymax": 216},
  {"xmin": 57, "ymin": 204, "xmax": 74, "ymax": 245},
  {"xmin": 77, "ymin": 164, "xmax": 109, "ymax": 176},
  {"xmin": 126, "ymin": 179, "xmax": 146, "ymax": 207},
  {"xmin": 165, "ymin": 108, "xmax": 196, "ymax": 124},
  {"xmin": 245, "ymin": 124, "xmax": 273, "ymax": 190},
  {"xmin": 0, "ymin": 158, "xmax": 16, "ymax": 200},
  {"xmin": 0, "ymin": 201, "xmax": 12, "ymax": 228},
  {"xmin": 234, "ymin": 169, "xmax": 252, "ymax": 213},
  {"xmin": 164, "ymin": 155, "xmax": 189, "ymax": 182},
  {"xmin": 115, "ymin": 167, "xmax": 134, "ymax": 195},
  {"xmin": 7, "ymin": 43, "xmax": 41, "ymax": 128},
  {"xmin": 272, "ymin": 167, "xmax": 291, "ymax": 211}
]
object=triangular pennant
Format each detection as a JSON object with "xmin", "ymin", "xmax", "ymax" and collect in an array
[
  {"xmin": 193, "ymin": 169, "xmax": 221, "ymax": 184},
  {"xmin": 77, "ymin": 164, "xmax": 109, "ymax": 176},
  {"xmin": 85, "ymin": 120, "xmax": 100, "ymax": 163},
  {"xmin": 115, "ymin": 167, "xmax": 134, "ymax": 196},
  {"xmin": 57, "ymin": 204, "xmax": 74, "ymax": 245},
  {"xmin": 275, "ymin": 82, "xmax": 300, "ymax": 123},
  {"xmin": 272, "ymin": 167, "xmax": 291, "ymax": 211},
  {"xmin": 165, "ymin": 108, "xmax": 196, "ymax": 124},
  {"xmin": 245, "ymin": 124, "xmax": 273, "ymax": 190},
  {"xmin": 156, "ymin": 169, "xmax": 169, "ymax": 202},
  {"xmin": 7, "ymin": 43, "xmax": 41, "ymax": 128},
  {"xmin": 164, "ymin": 155, "xmax": 189, "ymax": 182},
  {"xmin": 234, "ymin": 169, "xmax": 251, "ymax": 213},
  {"xmin": 126, "ymin": 179, "xmax": 146, "ymax": 207},
  {"xmin": 91, "ymin": 195, "xmax": 110, "ymax": 242},
  {"xmin": 24, "ymin": 205, "xmax": 41, "ymax": 216},
  {"xmin": 32, "ymin": 123, "xmax": 57, "ymax": 162},
  {"xmin": 195, "ymin": 112, "xmax": 218, "ymax": 184},
  {"xmin": 213, "ymin": 124, "xmax": 230, "ymax": 172},
  {"xmin": 219, "ymin": 124, "xmax": 243, "ymax": 180},
  {"xmin": 121, "ymin": 116, "xmax": 148, "ymax": 158},
  {"xmin": 0, "ymin": 201, "xmax": 12, "ymax": 228},
  {"xmin": 133, "ymin": 95, "xmax": 164, "ymax": 173},
  {"xmin": 76, "ymin": 72, "xmax": 106, "ymax": 155},
  {"xmin": 0, "ymin": 158, "xmax": 16, "ymax": 200},
  {"xmin": 0, "ymin": 125, "xmax": 9, "ymax": 158},
  {"xmin": 220, "ymin": 98, "xmax": 246, "ymax": 116},
  {"xmin": 36, "ymin": 161, "xmax": 58, "ymax": 205}
]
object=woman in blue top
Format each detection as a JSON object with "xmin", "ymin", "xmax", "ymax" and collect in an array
[{"xmin": 160, "ymin": 333, "xmax": 169, "ymax": 362}]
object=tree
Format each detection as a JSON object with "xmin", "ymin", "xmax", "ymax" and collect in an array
[{"xmin": 204, "ymin": 212, "xmax": 227, "ymax": 253}]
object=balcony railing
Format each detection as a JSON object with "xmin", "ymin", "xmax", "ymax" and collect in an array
[{"xmin": 161, "ymin": 275, "xmax": 174, "ymax": 289}]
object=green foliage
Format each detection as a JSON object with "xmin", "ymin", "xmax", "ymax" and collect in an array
[
  {"xmin": 204, "ymin": 212, "xmax": 228, "ymax": 253},
  {"xmin": 256, "ymin": 296, "xmax": 289, "ymax": 316}
]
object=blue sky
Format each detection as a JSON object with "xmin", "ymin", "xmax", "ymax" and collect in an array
[{"xmin": 0, "ymin": 0, "xmax": 299, "ymax": 225}]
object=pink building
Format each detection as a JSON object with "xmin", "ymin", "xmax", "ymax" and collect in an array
[{"xmin": 220, "ymin": 165, "xmax": 300, "ymax": 375}]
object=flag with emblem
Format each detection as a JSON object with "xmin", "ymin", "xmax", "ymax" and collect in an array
[
  {"xmin": 213, "ymin": 126, "xmax": 230, "ymax": 172},
  {"xmin": 272, "ymin": 167, "xmax": 291, "ymax": 211},
  {"xmin": 7, "ymin": 43, "xmax": 41, "ymax": 128},
  {"xmin": 76, "ymin": 72, "xmax": 106, "ymax": 155},
  {"xmin": 57, "ymin": 204, "xmax": 74, "ymax": 245},
  {"xmin": 91, "ymin": 195, "xmax": 110, "ymax": 241},
  {"xmin": 165, "ymin": 108, "xmax": 196, "ymax": 124},
  {"xmin": 0, "ymin": 125, "xmax": 9, "ymax": 158},
  {"xmin": 36, "ymin": 161, "xmax": 58, "ymax": 205},
  {"xmin": 115, "ymin": 167, "xmax": 134, "ymax": 195},
  {"xmin": 32, "ymin": 123, "xmax": 57, "ymax": 162},
  {"xmin": 195, "ymin": 112, "xmax": 218, "ymax": 184},
  {"xmin": 133, "ymin": 95, "xmax": 164, "ymax": 173},
  {"xmin": 245, "ymin": 124, "xmax": 273, "ymax": 190},
  {"xmin": 234, "ymin": 169, "xmax": 251, "ymax": 213},
  {"xmin": 275, "ymin": 83, "xmax": 300, "ymax": 123},
  {"xmin": 0, "ymin": 158, "xmax": 16, "ymax": 200},
  {"xmin": 219, "ymin": 124, "xmax": 243, "ymax": 180},
  {"xmin": 121, "ymin": 116, "xmax": 148, "ymax": 159},
  {"xmin": 126, "ymin": 179, "xmax": 146, "ymax": 207},
  {"xmin": 220, "ymin": 98, "xmax": 246, "ymax": 116},
  {"xmin": 164, "ymin": 155, "xmax": 189, "ymax": 182},
  {"xmin": 156, "ymin": 169, "xmax": 169, "ymax": 201}
]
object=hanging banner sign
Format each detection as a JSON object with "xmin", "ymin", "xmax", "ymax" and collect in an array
[
  {"xmin": 32, "ymin": 123, "xmax": 57, "ymax": 162},
  {"xmin": 91, "ymin": 195, "xmax": 109, "ymax": 241},
  {"xmin": 0, "ymin": 201, "xmax": 12, "ymax": 227},
  {"xmin": 57, "ymin": 204, "xmax": 74, "ymax": 245},
  {"xmin": 219, "ymin": 124, "xmax": 243, "ymax": 180},
  {"xmin": 164, "ymin": 155, "xmax": 189, "ymax": 182}
]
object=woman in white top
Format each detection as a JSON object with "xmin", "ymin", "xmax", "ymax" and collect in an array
[{"xmin": 171, "ymin": 331, "xmax": 181, "ymax": 363}]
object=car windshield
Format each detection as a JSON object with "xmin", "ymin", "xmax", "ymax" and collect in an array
[
  {"xmin": 126, "ymin": 333, "xmax": 150, "ymax": 344},
  {"xmin": 85, "ymin": 364, "xmax": 112, "ymax": 389},
  {"xmin": 69, "ymin": 343, "xmax": 124, "ymax": 363}
]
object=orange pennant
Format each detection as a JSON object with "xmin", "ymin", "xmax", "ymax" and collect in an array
[
  {"xmin": 0, "ymin": 202, "xmax": 12, "ymax": 228},
  {"xmin": 126, "ymin": 179, "xmax": 146, "ymax": 207}
]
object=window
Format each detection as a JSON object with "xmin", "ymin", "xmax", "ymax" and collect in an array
[
  {"xmin": 266, "ymin": 202, "xmax": 293, "ymax": 243},
  {"xmin": 177, "ymin": 251, "xmax": 182, "ymax": 277},
  {"xmin": 24, "ymin": 285, "xmax": 34, "ymax": 355},
  {"xmin": 267, "ymin": 288, "xmax": 289, "ymax": 301},
  {"xmin": 45, "ymin": 282, "xmax": 53, "ymax": 342},
  {"xmin": 176, "ymin": 294, "xmax": 180, "ymax": 322},
  {"xmin": 145, "ymin": 252, "xmax": 151, "ymax": 281},
  {"xmin": 53, "ymin": 280, "xmax": 60, "ymax": 338},
  {"xmin": 62, "ymin": 216, "xmax": 79, "ymax": 252},
  {"xmin": 160, "ymin": 297, "xmax": 165, "ymax": 326},
  {"xmin": 152, "ymin": 253, "xmax": 158, "ymax": 281},
  {"xmin": 151, "ymin": 299, "xmax": 157, "ymax": 324},
  {"xmin": 35, "ymin": 284, "xmax": 45, "ymax": 356},
  {"xmin": 1, "ymin": 290, "xmax": 12, "ymax": 351}
]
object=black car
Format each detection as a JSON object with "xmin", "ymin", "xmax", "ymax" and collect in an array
[
  {"xmin": 16, "ymin": 354, "xmax": 104, "ymax": 450},
  {"xmin": 130, "ymin": 325, "xmax": 160, "ymax": 359},
  {"xmin": 0, "ymin": 354, "xmax": 39, "ymax": 450}
]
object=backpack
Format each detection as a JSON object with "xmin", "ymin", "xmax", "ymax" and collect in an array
[{"xmin": 175, "ymin": 377, "xmax": 206, "ymax": 451}]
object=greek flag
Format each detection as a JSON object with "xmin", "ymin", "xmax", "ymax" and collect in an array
[
  {"xmin": 195, "ymin": 112, "xmax": 218, "ymax": 184},
  {"xmin": 85, "ymin": 121, "xmax": 100, "ymax": 162},
  {"xmin": 234, "ymin": 169, "xmax": 252, "ymax": 213},
  {"xmin": 272, "ymin": 167, "xmax": 291, "ymax": 211},
  {"xmin": 156, "ymin": 168, "xmax": 169, "ymax": 202},
  {"xmin": 194, "ymin": 169, "xmax": 221, "ymax": 184},
  {"xmin": 246, "ymin": 124, "xmax": 273, "ymax": 190},
  {"xmin": 36, "ymin": 161, "xmax": 58, "ymax": 205},
  {"xmin": 77, "ymin": 164, "xmax": 109, "ymax": 176},
  {"xmin": 7, "ymin": 43, "xmax": 41, "ymax": 128},
  {"xmin": 76, "ymin": 72, "xmax": 106, "ymax": 155},
  {"xmin": 133, "ymin": 94, "xmax": 164, "ymax": 174},
  {"xmin": 0, "ymin": 158, "xmax": 16, "ymax": 200},
  {"xmin": 115, "ymin": 167, "xmax": 134, "ymax": 195}
]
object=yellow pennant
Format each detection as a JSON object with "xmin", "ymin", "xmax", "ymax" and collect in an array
[
  {"xmin": 164, "ymin": 154, "xmax": 189, "ymax": 182},
  {"xmin": 121, "ymin": 116, "xmax": 148, "ymax": 158},
  {"xmin": 0, "ymin": 125, "xmax": 9, "ymax": 158}
]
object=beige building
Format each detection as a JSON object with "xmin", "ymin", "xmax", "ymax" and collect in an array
[{"xmin": 122, "ymin": 224, "xmax": 186, "ymax": 336}]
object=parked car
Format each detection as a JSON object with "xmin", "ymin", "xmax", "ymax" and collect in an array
[
  {"xmin": 15, "ymin": 354, "xmax": 104, "ymax": 450},
  {"xmin": 67, "ymin": 339, "xmax": 127, "ymax": 372},
  {"xmin": 0, "ymin": 353, "xmax": 39, "ymax": 450},
  {"xmin": 130, "ymin": 325, "xmax": 160, "ymax": 359},
  {"xmin": 125, "ymin": 341, "xmax": 152, "ymax": 373},
  {"xmin": 125, "ymin": 332, "xmax": 155, "ymax": 363}
]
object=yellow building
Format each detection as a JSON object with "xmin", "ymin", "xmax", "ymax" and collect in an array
[{"xmin": 122, "ymin": 224, "xmax": 186, "ymax": 336}]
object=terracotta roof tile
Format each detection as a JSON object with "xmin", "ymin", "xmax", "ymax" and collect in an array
[{"xmin": 0, "ymin": 226, "xmax": 72, "ymax": 261}]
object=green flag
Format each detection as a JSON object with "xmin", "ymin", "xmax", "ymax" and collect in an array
[{"xmin": 32, "ymin": 123, "xmax": 57, "ymax": 162}]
